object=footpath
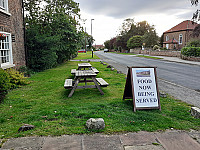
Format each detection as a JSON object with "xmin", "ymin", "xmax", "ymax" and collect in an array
[
  {"xmin": 1, "ymin": 130, "xmax": 200, "ymax": 150},
  {"xmin": 1, "ymin": 54, "xmax": 200, "ymax": 150}
]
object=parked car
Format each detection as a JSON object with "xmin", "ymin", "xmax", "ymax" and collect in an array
[
  {"xmin": 78, "ymin": 49, "xmax": 86, "ymax": 53},
  {"xmin": 104, "ymin": 49, "xmax": 108, "ymax": 53}
]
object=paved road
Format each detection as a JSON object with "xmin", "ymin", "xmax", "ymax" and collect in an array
[
  {"xmin": 96, "ymin": 51, "xmax": 200, "ymax": 91},
  {"xmin": 95, "ymin": 51, "xmax": 200, "ymax": 107}
]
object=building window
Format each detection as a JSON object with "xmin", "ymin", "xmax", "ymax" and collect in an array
[
  {"xmin": 166, "ymin": 35, "xmax": 169, "ymax": 41},
  {"xmin": 0, "ymin": 32, "xmax": 13, "ymax": 68},
  {"xmin": 179, "ymin": 34, "xmax": 183, "ymax": 44},
  {"xmin": 0, "ymin": 0, "xmax": 8, "ymax": 11}
]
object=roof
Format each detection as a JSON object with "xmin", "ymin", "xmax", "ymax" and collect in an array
[
  {"xmin": 163, "ymin": 39, "xmax": 178, "ymax": 44},
  {"xmin": 164, "ymin": 20, "xmax": 198, "ymax": 34}
]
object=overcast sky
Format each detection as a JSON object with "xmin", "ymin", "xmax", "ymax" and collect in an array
[{"xmin": 75, "ymin": 0, "xmax": 198, "ymax": 45}]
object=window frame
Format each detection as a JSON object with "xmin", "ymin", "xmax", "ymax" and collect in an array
[
  {"xmin": 0, "ymin": 32, "xmax": 14, "ymax": 69},
  {"xmin": 166, "ymin": 35, "xmax": 169, "ymax": 41},
  {"xmin": 0, "ymin": 0, "xmax": 8, "ymax": 12},
  {"xmin": 179, "ymin": 34, "xmax": 183, "ymax": 45}
]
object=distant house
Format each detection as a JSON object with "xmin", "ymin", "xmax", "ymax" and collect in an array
[
  {"xmin": 0, "ymin": 0, "xmax": 25, "ymax": 69},
  {"xmin": 163, "ymin": 20, "xmax": 199, "ymax": 50},
  {"xmin": 93, "ymin": 44, "xmax": 104, "ymax": 50}
]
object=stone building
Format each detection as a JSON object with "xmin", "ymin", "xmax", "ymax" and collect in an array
[
  {"xmin": 0, "ymin": 0, "xmax": 25, "ymax": 69},
  {"xmin": 163, "ymin": 20, "xmax": 199, "ymax": 50}
]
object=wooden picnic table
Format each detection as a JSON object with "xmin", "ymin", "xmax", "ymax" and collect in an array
[
  {"xmin": 72, "ymin": 63, "xmax": 99, "ymax": 74},
  {"xmin": 78, "ymin": 63, "xmax": 92, "ymax": 70},
  {"xmin": 64, "ymin": 70, "xmax": 109, "ymax": 97}
]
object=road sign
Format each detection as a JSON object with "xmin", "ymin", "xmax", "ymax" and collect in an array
[{"xmin": 123, "ymin": 67, "xmax": 161, "ymax": 112}]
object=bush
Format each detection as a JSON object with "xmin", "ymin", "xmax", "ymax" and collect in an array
[
  {"xmin": 5, "ymin": 68, "xmax": 30, "ymax": 89},
  {"xmin": 18, "ymin": 66, "xmax": 33, "ymax": 77},
  {"xmin": 187, "ymin": 39, "xmax": 200, "ymax": 47},
  {"xmin": 153, "ymin": 45, "xmax": 160, "ymax": 50},
  {"xmin": 0, "ymin": 69, "xmax": 10, "ymax": 102},
  {"xmin": 181, "ymin": 47, "xmax": 200, "ymax": 57},
  {"xmin": 127, "ymin": 35, "xmax": 143, "ymax": 49}
]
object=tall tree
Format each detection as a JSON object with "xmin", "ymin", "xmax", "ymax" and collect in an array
[
  {"xmin": 191, "ymin": 0, "xmax": 200, "ymax": 22},
  {"xmin": 143, "ymin": 29, "xmax": 159, "ymax": 48},
  {"xmin": 24, "ymin": 0, "xmax": 83, "ymax": 71}
]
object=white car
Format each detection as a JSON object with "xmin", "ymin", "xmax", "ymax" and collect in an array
[{"xmin": 104, "ymin": 49, "xmax": 108, "ymax": 53}]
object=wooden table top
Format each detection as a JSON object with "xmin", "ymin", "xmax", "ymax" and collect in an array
[
  {"xmin": 78, "ymin": 63, "xmax": 92, "ymax": 67},
  {"xmin": 75, "ymin": 70, "xmax": 97, "ymax": 77}
]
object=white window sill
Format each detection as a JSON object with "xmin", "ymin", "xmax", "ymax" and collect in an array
[
  {"xmin": 1, "ymin": 64, "xmax": 15, "ymax": 70},
  {"xmin": 0, "ymin": 8, "xmax": 11, "ymax": 16}
]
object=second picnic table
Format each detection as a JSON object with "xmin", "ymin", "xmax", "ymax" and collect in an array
[{"xmin": 64, "ymin": 63, "xmax": 109, "ymax": 97}]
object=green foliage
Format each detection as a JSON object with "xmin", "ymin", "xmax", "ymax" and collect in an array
[
  {"xmin": 106, "ymin": 19, "xmax": 158, "ymax": 50},
  {"xmin": 143, "ymin": 30, "xmax": 159, "ymax": 48},
  {"xmin": 181, "ymin": 47, "xmax": 200, "ymax": 57},
  {"xmin": 25, "ymin": 0, "xmax": 82, "ymax": 71},
  {"xmin": 104, "ymin": 40, "xmax": 110, "ymax": 49},
  {"xmin": 153, "ymin": 45, "xmax": 160, "ymax": 50},
  {"xmin": 0, "ymin": 69, "xmax": 10, "ymax": 102},
  {"xmin": 18, "ymin": 66, "xmax": 33, "ymax": 77},
  {"xmin": 26, "ymin": 27, "xmax": 58, "ymax": 71},
  {"xmin": 186, "ymin": 39, "xmax": 200, "ymax": 47},
  {"xmin": 127, "ymin": 35, "xmax": 143, "ymax": 49},
  {"xmin": 5, "ymin": 69, "xmax": 30, "ymax": 89}
]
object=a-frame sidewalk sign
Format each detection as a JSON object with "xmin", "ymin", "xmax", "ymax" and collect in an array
[{"xmin": 123, "ymin": 66, "xmax": 161, "ymax": 112}]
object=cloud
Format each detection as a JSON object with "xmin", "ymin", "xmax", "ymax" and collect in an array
[{"xmin": 76, "ymin": 0, "xmax": 193, "ymax": 19}]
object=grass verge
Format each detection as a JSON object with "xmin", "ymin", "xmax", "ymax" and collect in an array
[
  {"xmin": 0, "ymin": 56, "xmax": 199, "ymax": 139},
  {"xmin": 136, "ymin": 55, "xmax": 163, "ymax": 59},
  {"xmin": 73, "ymin": 51, "xmax": 100, "ymax": 60},
  {"xmin": 110, "ymin": 52, "xmax": 162, "ymax": 59}
]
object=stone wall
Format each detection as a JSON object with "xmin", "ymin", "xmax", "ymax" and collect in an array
[
  {"xmin": 181, "ymin": 55, "xmax": 200, "ymax": 62},
  {"xmin": 130, "ymin": 49, "xmax": 181, "ymax": 57}
]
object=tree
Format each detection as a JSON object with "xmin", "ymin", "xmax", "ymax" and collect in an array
[
  {"xmin": 127, "ymin": 36, "xmax": 143, "ymax": 49},
  {"xmin": 24, "ymin": 0, "xmax": 83, "ymax": 71},
  {"xmin": 191, "ymin": 0, "xmax": 200, "ymax": 22},
  {"xmin": 104, "ymin": 40, "xmax": 110, "ymax": 49},
  {"xmin": 143, "ymin": 29, "xmax": 159, "ymax": 48},
  {"xmin": 116, "ymin": 19, "xmax": 156, "ymax": 50}
]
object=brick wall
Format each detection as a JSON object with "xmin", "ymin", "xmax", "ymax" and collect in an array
[
  {"xmin": 181, "ymin": 55, "xmax": 200, "ymax": 62},
  {"xmin": 163, "ymin": 30, "xmax": 194, "ymax": 50},
  {"xmin": 0, "ymin": 0, "xmax": 25, "ymax": 67},
  {"xmin": 130, "ymin": 49, "xmax": 181, "ymax": 57}
]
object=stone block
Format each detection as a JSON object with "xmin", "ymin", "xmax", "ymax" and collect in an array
[
  {"xmin": 107, "ymin": 65, "xmax": 113, "ymax": 68},
  {"xmin": 86, "ymin": 118, "xmax": 105, "ymax": 130},
  {"xmin": 159, "ymin": 91, "xmax": 167, "ymax": 98},
  {"xmin": 191, "ymin": 107, "xmax": 200, "ymax": 118}
]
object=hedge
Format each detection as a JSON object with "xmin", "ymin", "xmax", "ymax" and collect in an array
[
  {"xmin": 0, "ymin": 69, "xmax": 10, "ymax": 103},
  {"xmin": 181, "ymin": 47, "xmax": 200, "ymax": 57}
]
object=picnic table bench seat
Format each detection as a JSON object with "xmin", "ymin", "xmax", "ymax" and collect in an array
[
  {"xmin": 91, "ymin": 67, "xmax": 99, "ymax": 74},
  {"xmin": 64, "ymin": 79, "xmax": 73, "ymax": 89},
  {"xmin": 71, "ymin": 69, "xmax": 76, "ymax": 75},
  {"xmin": 96, "ymin": 78, "xmax": 109, "ymax": 87}
]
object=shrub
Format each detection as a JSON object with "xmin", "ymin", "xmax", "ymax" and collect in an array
[
  {"xmin": 18, "ymin": 66, "xmax": 33, "ymax": 77},
  {"xmin": 127, "ymin": 35, "xmax": 143, "ymax": 49},
  {"xmin": 153, "ymin": 45, "xmax": 160, "ymax": 50},
  {"xmin": 5, "ymin": 68, "xmax": 30, "ymax": 89},
  {"xmin": 0, "ymin": 69, "xmax": 10, "ymax": 102},
  {"xmin": 181, "ymin": 47, "xmax": 200, "ymax": 57},
  {"xmin": 187, "ymin": 39, "xmax": 200, "ymax": 47}
]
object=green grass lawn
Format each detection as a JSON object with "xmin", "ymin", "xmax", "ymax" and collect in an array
[
  {"xmin": 110, "ymin": 52, "xmax": 162, "ymax": 59},
  {"xmin": 136, "ymin": 55, "xmax": 163, "ymax": 59},
  {"xmin": 0, "ymin": 55, "xmax": 199, "ymax": 139},
  {"xmin": 110, "ymin": 52, "xmax": 136, "ymax": 55},
  {"xmin": 74, "ymin": 51, "xmax": 100, "ymax": 60}
]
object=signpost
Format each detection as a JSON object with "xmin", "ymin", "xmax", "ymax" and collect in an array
[{"xmin": 123, "ymin": 67, "xmax": 161, "ymax": 112}]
